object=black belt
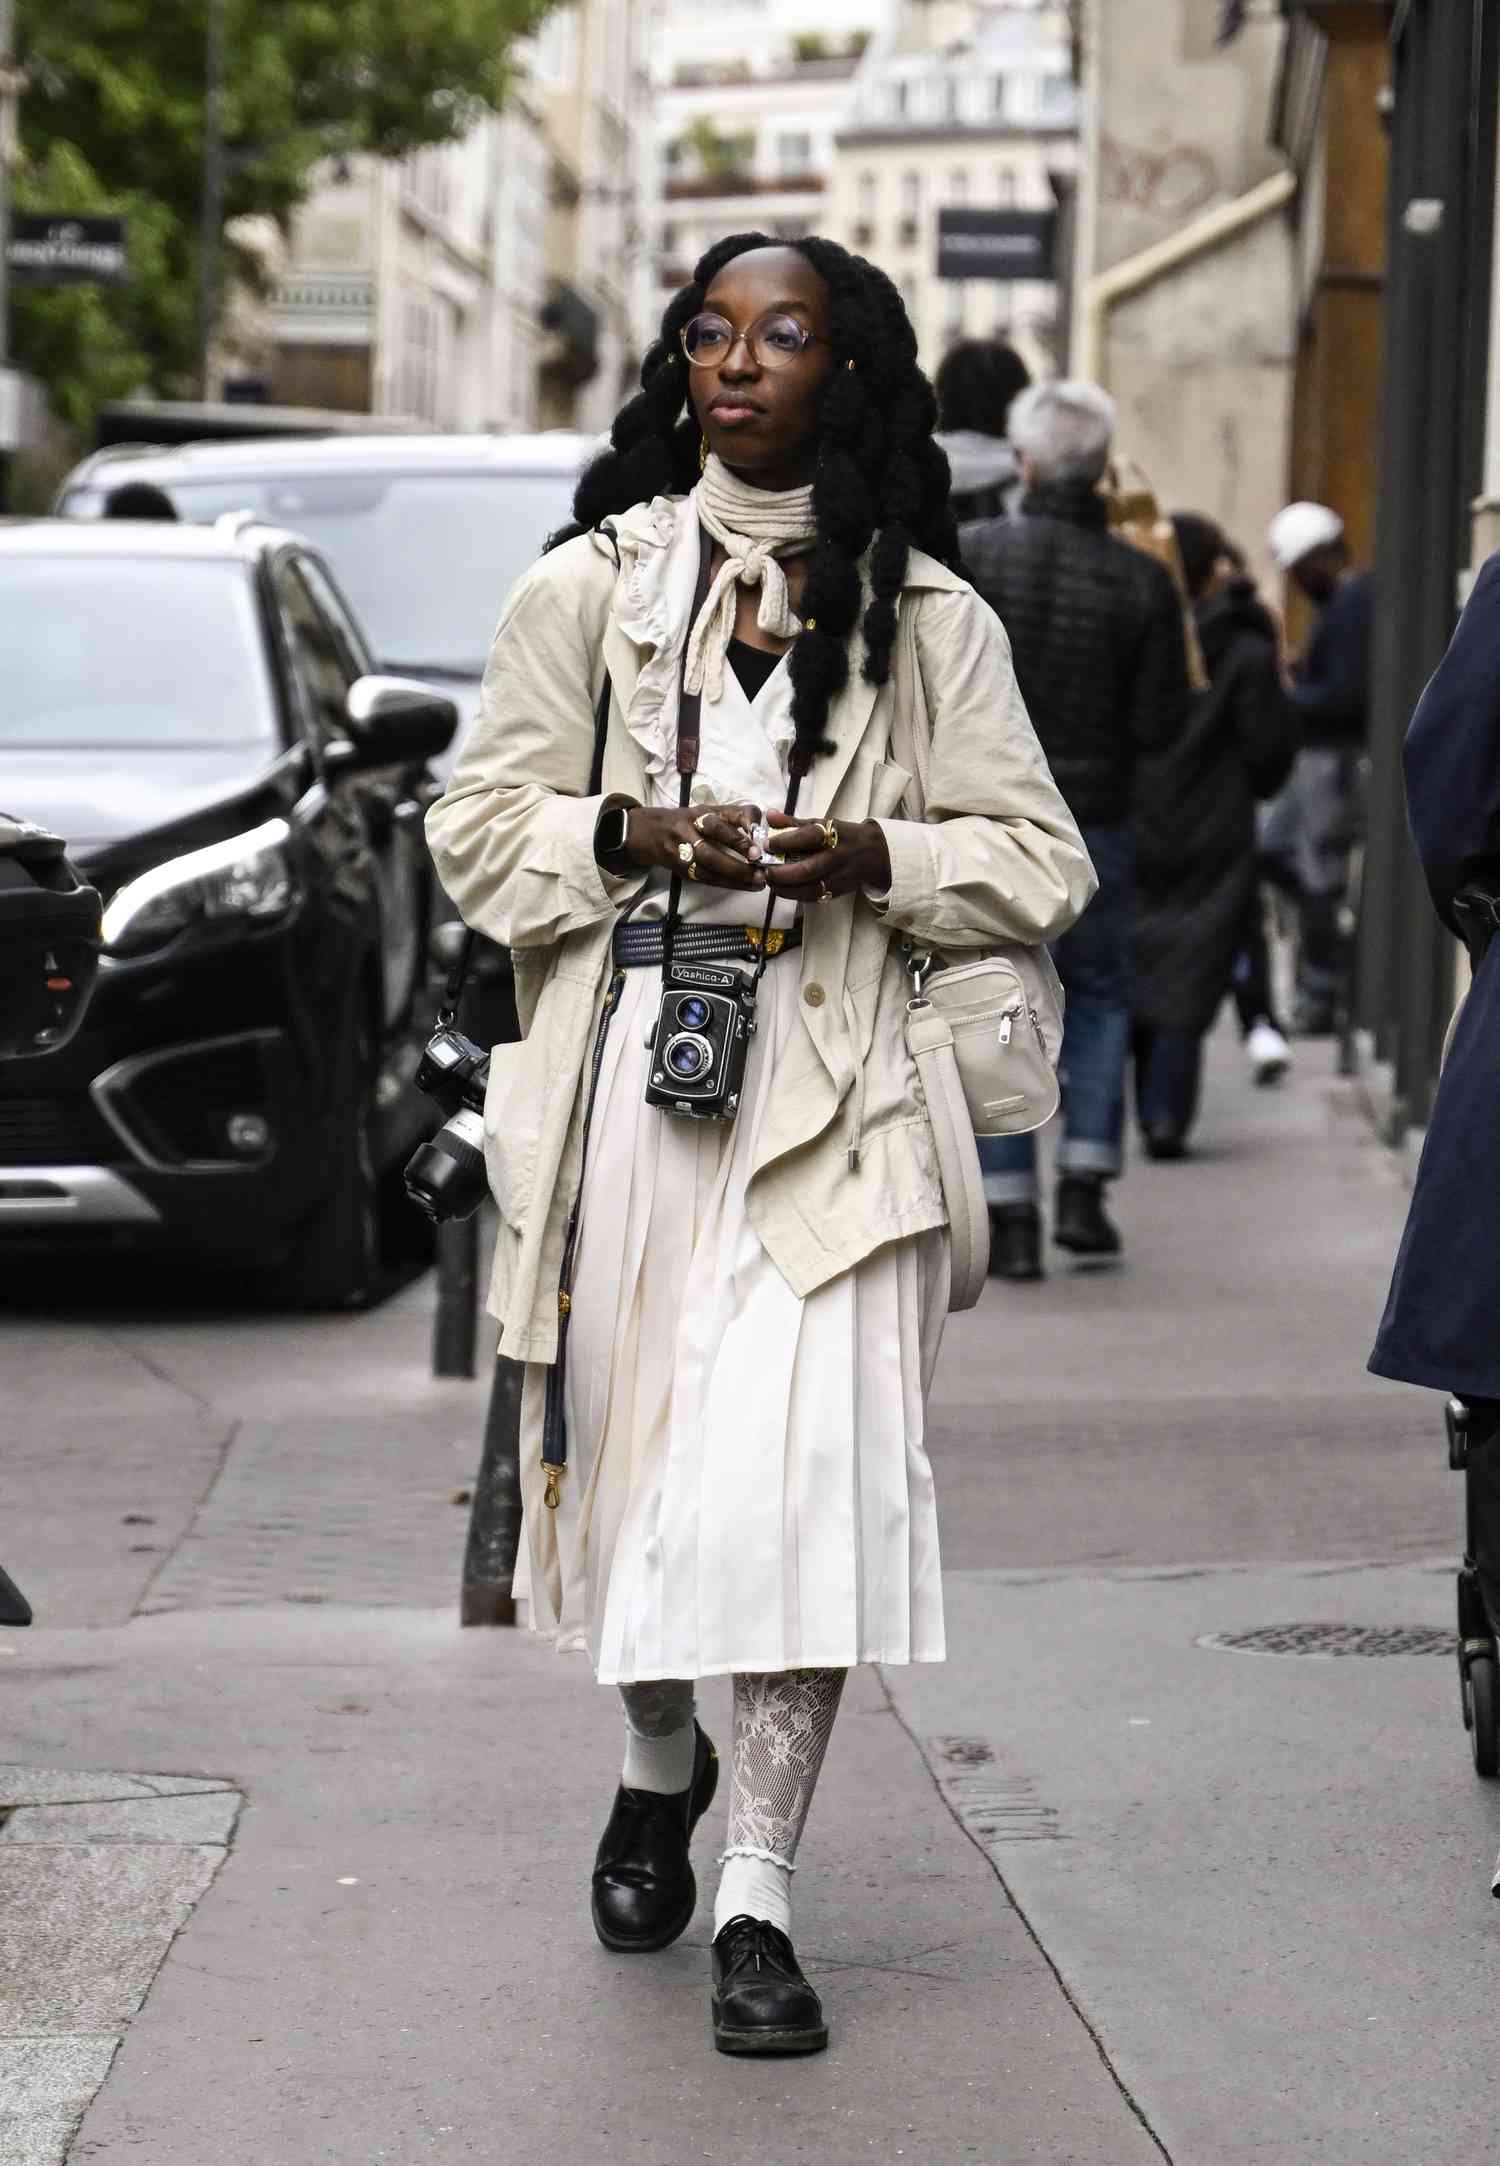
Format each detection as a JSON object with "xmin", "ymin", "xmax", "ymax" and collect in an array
[{"xmin": 613, "ymin": 918, "xmax": 802, "ymax": 969}]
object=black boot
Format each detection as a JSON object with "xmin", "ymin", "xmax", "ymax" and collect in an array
[
  {"xmin": 1053, "ymin": 1176, "xmax": 1121, "ymax": 1258},
  {"xmin": 710, "ymin": 1915, "xmax": 828, "ymax": 2056},
  {"xmin": 1142, "ymin": 1126, "xmax": 1187, "ymax": 1162},
  {"xmin": 591, "ymin": 1721, "xmax": 718, "ymax": 1953},
  {"xmin": 988, "ymin": 1203, "xmax": 1043, "ymax": 1280}
]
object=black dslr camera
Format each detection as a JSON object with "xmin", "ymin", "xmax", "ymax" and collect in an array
[
  {"xmin": 403, "ymin": 1024, "xmax": 490, "ymax": 1223},
  {"xmin": 644, "ymin": 963, "xmax": 755, "ymax": 1121}
]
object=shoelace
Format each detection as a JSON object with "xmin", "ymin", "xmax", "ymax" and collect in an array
[{"xmin": 716, "ymin": 1915, "xmax": 793, "ymax": 1976}]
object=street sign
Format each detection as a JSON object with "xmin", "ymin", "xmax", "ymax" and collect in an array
[
  {"xmin": 7, "ymin": 213, "xmax": 129, "ymax": 286},
  {"xmin": 937, "ymin": 209, "xmax": 1055, "ymax": 283}
]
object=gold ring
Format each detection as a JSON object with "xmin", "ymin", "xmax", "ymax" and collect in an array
[
  {"xmin": 819, "ymin": 821, "xmax": 839, "ymax": 852},
  {"xmin": 694, "ymin": 813, "xmax": 712, "ymax": 835},
  {"xmin": 685, "ymin": 859, "xmax": 699, "ymax": 881},
  {"xmin": 817, "ymin": 880, "xmax": 834, "ymax": 904},
  {"xmin": 677, "ymin": 841, "xmax": 696, "ymax": 868}
]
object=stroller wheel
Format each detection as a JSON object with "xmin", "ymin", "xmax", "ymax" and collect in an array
[{"xmin": 1464, "ymin": 1648, "xmax": 1500, "ymax": 1777}]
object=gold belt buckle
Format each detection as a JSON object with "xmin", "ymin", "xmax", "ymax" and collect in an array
[{"xmin": 745, "ymin": 926, "xmax": 787, "ymax": 956}]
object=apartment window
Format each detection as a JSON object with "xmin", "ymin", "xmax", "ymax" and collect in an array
[
  {"xmin": 858, "ymin": 170, "xmax": 877, "ymax": 218},
  {"xmin": 891, "ymin": 79, "xmax": 909, "ymax": 119},
  {"xmin": 777, "ymin": 131, "xmax": 813, "ymax": 175},
  {"xmin": 661, "ymin": 221, "xmax": 678, "ymax": 256},
  {"xmin": 991, "ymin": 75, "xmax": 1007, "ymax": 118},
  {"xmin": 948, "ymin": 168, "xmax": 969, "ymax": 206},
  {"xmin": 942, "ymin": 78, "xmax": 959, "ymax": 123},
  {"xmin": 899, "ymin": 169, "xmax": 920, "ymax": 246}
]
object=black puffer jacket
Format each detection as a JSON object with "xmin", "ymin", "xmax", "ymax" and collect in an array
[{"xmin": 960, "ymin": 480, "xmax": 1193, "ymax": 826}]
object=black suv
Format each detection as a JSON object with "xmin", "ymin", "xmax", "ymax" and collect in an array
[{"xmin": 0, "ymin": 515, "xmax": 457, "ymax": 1303}]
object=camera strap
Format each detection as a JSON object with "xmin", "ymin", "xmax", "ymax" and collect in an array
[{"xmin": 660, "ymin": 526, "xmax": 800, "ymax": 999}]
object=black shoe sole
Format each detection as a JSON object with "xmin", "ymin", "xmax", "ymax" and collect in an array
[
  {"xmin": 591, "ymin": 1742, "xmax": 719, "ymax": 1955},
  {"xmin": 713, "ymin": 2017, "xmax": 829, "ymax": 2056}
]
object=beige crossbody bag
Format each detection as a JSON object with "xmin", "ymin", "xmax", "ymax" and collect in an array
[{"xmin": 888, "ymin": 601, "xmax": 1065, "ymax": 1312}]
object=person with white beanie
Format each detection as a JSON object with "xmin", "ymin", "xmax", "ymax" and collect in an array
[{"xmin": 1265, "ymin": 501, "xmax": 1373, "ymax": 1035}]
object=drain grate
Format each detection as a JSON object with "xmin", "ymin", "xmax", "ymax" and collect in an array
[{"xmin": 1197, "ymin": 1623, "xmax": 1453, "ymax": 1658}]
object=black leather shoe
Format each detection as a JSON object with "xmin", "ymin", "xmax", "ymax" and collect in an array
[
  {"xmin": 710, "ymin": 1915, "xmax": 828, "ymax": 2055},
  {"xmin": 1142, "ymin": 1126, "xmax": 1187, "ymax": 1162},
  {"xmin": 591, "ymin": 1721, "xmax": 718, "ymax": 1953},
  {"xmin": 1053, "ymin": 1176, "xmax": 1122, "ymax": 1257},
  {"xmin": 988, "ymin": 1203, "xmax": 1043, "ymax": 1280}
]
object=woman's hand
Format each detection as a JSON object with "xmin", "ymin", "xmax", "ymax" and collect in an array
[
  {"xmin": 623, "ymin": 801, "xmax": 769, "ymax": 893},
  {"xmin": 762, "ymin": 811, "xmax": 892, "ymax": 902}
]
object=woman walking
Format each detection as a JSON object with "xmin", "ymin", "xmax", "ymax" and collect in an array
[
  {"xmin": 426, "ymin": 233, "xmax": 1092, "ymax": 2055},
  {"xmin": 1132, "ymin": 514, "xmax": 1296, "ymax": 1156}
]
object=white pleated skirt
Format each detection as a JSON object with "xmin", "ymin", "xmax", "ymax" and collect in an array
[{"xmin": 516, "ymin": 954, "xmax": 949, "ymax": 1685}]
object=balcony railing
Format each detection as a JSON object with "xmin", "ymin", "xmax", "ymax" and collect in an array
[{"xmin": 664, "ymin": 171, "xmax": 825, "ymax": 201}]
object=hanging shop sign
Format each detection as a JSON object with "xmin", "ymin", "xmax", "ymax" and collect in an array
[
  {"xmin": 7, "ymin": 214, "xmax": 129, "ymax": 286},
  {"xmin": 937, "ymin": 209, "xmax": 1055, "ymax": 282}
]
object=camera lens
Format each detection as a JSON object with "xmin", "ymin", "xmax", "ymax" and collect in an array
[
  {"xmin": 676, "ymin": 995, "xmax": 711, "ymax": 1030},
  {"xmin": 664, "ymin": 1033, "xmax": 711, "ymax": 1082}
]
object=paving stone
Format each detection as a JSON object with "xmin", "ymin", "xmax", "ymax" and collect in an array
[
  {"xmin": 0, "ymin": 1767, "xmax": 235, "ymax": 1807},
  {"xmin": 0, "ymin": 1844, "xmax": 225, "ymax": 2031},
  {"xmin": 1, "ymin": 1792, "xmax": 240, "ymax": 1846},
  {"xmin": 0, "ymin": 2037, "xmax": 118, "ymax": 2166}
]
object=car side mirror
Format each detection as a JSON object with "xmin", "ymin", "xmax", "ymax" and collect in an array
[{"xmin": 333, "ymin": 675, "xmax": 458, "ymax": 771}]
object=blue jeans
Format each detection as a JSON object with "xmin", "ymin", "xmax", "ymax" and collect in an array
[{"xmin": 980, "ymin": 821, "xmax": 1134, "ymax": 1206}]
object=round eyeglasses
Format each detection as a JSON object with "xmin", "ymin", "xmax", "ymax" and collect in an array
[{"xmin": 680, "ymin": 311, "xmax": 828, "ymax": 371}]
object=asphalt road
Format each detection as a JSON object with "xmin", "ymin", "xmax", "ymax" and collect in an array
[{"xmin": 1, "ymin": 1023, "xmax": 1486, "ymax": 2164}]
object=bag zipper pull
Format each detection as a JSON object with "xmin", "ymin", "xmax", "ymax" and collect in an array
[{"xmin": 998, "ymin": 1008, "xmax": 1016, "ymax": 1047}]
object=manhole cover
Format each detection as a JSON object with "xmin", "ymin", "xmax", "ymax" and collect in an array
[{"xmin": 1197, "ymin": 1623, "xmax": 1453, "ymax": 1658}]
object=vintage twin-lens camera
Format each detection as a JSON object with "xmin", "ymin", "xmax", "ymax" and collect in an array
[
  {"xmin": 645, "ymin": 964, "xmax": 756, "ymax": 1121},
  {"xmin": 403, "ymin": 1024, "xmax": 491, "ymax": 1222}
]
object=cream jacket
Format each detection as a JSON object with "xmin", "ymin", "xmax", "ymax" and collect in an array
[{"xmin": 426, "ymin": 493, "xmax": 1096, "ymax": 1361}]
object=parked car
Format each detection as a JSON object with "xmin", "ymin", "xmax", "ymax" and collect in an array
[
  {"xmin": 57, "ymin": 432, "xmax": 597, "ymax": 756},
  {"xmin": 0, "ymin": 516, "xmax": 457, "ymax": 1304}
]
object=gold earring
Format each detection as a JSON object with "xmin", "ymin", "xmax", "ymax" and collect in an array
[
  {"xmin": 846, "ymin": 359, "xmax": 856, "ymax": 371},
  {"xmin": 699, "ymin": 434, "xmax": 709, "ymax": 473}
]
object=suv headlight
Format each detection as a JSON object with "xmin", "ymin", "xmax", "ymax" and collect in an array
[{"xmin": 102, "ymin": 818, "xmax": 300, "ymax": 957}]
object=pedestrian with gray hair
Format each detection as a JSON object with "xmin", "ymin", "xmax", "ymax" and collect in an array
[{"xmin": 961, "ymin": 380, "xmax": 1193, "ymax": 1278}]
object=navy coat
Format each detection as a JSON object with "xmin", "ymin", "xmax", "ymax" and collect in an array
[{"xmin": 1370, "ymin": 551, "xmax": 1500, "ymax": 1396}]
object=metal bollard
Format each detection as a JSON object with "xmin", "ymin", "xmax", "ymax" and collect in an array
[
  {"xmin": 431, "ymin": 1214, "xmax": 480, "ymax": 1378},
  {"xmin": 460, "ymin": 1354, "xmax": 525, "ymax": 1626}
]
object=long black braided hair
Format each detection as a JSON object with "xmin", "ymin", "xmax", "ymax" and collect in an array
[{"xmin": 552, "ymin": 232, "xmax": 961, "ymax": 776}]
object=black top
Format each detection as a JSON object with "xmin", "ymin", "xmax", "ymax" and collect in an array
[
  {"xmin": 1288, "ymin": 569, "xmax": 1373, "ymax": 748},
  {"xmin": 728, "ymin": 638, "xmax": 783, "ymax": 703},
  {"xmin": 960, "ymin": 479, "xmax": 1193, "ymax": 827}
]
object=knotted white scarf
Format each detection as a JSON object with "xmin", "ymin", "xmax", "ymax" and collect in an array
[{"xmin": 683, "ymin": 453, "xmax": 818, "ymax": 705}]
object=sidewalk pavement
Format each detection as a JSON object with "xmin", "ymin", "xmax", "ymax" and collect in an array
[{"xmin": 2, "ymin": 1023, "xmax": 1484, "ymax": 2163}]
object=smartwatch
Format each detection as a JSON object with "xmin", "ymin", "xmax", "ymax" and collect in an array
[{"xmin": 594, "ymin": 801, "xmax": 635, "ymax": 875}]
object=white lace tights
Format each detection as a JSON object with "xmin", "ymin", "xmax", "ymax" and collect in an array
[{"xmin": 615, "ymin": 1668, "xmax": 847, "ymax": 1935}]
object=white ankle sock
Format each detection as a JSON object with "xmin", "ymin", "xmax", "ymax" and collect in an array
[
  {"xmin": 715, "ymin": 1853, "xmax": 791, "ymax": 1937},
  {"xmin": 622, "ymin": 1721, "xmax": 696, "ymax": 1795}
]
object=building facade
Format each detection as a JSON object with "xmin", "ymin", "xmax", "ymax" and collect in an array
[
  {"xmin": 831, "ymin": 0, "xmax": 1078, "ymax": 378},
  {"xmin": 1070, "ymin": 0, "xmax": 1295, "ymax": 583},
  {"xmin": 253, "ymin": 0, "xmax": 651, "ymax": 438},
  {"xmin": 264, "ymin": 108, "xmax": 549, "ymax": 432},
  {"xmin": 532, "ymin": 0, "xmax": 655, "ymax": 432},
  {"xmin": 649, "ymin": 0, "xmax": 886, "ymax": 306}
]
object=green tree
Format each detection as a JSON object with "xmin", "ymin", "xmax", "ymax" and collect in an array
[{"xmin": 12, "ymin": 0, "xmax": 558, "ymax": 426}]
